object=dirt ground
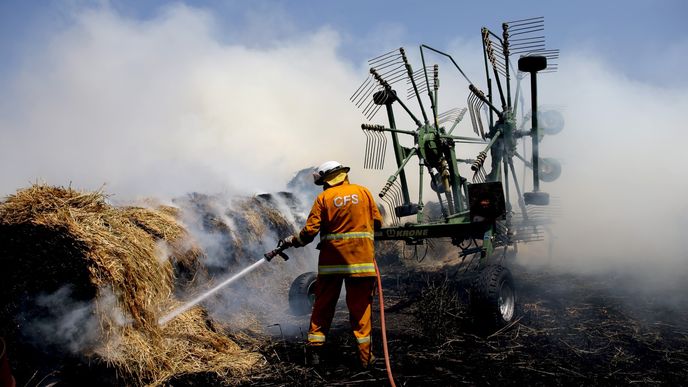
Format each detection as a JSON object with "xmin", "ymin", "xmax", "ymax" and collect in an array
[{"xmin": 231, "ymin": 263, "xmax": 688, "ymax": 387}]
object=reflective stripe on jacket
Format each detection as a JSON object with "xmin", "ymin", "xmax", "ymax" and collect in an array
[
  {"xmin": 298, "ymin": 180, "xmax": 382, "ymax": 277},
  {"xmin": 320, "ymin": 231, "xmax": 374, "ymax": 241}
]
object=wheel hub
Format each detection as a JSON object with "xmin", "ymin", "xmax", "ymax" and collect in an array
[{"xmin": 498, "ymin": 283, "xmax": 515, "ymax": 321}]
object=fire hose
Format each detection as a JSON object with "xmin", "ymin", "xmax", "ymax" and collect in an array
[
  {"xmin": 158, "ymin": 240, "xmax": 397, "ymax": 385},
  {"xmin": 158, "ymin": 241, "xmax": 289, "ymax": 326},
  {"xmin": 374, "ymin": 259, "xmax": 397, "ymax": 387}
]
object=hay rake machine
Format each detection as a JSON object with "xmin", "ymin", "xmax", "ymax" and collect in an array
[{"xmin": 289, "ymin": 17, "xmax": 564, "ymax": 330}]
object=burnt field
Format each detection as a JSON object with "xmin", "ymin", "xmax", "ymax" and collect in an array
[
  {"xmin": 240, "ymin": 263, "xmax": 688, "ymax": 386},
  {"xmin": 2, "ymin": 187, "xmax": 686, "ymax": 386}
]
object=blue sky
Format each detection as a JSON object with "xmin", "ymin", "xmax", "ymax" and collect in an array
[{"xmin": 1, "ymin": 1, "xmax": 686, "ymax": 88}]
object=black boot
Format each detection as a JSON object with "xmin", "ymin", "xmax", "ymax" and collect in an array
[{"xmin": 306, "ymin": 346, "xmax": 323, "ymax": 367}]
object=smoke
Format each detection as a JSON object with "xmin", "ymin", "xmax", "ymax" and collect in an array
[
  {"xmin": 0, "ymin": 3, "xmax": 368, "ymax": 199},
  {"xmin": 169, "ymin": 187, "xmax": 321, "ymax": 329},
  {"xmin": 515, "ymin": 50, "xmax": 688, "ymax": 290},
  {"xmin": 20, "ymin": 285, "xmax": 100, "ymax": 354},
  {"xmin": 0, "ymin": 2, "xmax": 352, "ymax": 332},
  {"xmin": 2, "ymin": 2, "xmax": 686, "ymax": 336},
  {"xmin": 367, "ymin": 37, "xmax": 688, "ymax": 290}
]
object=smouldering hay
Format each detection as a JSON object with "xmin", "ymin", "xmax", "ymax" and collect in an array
[
  {"xmin": 0, "ymin": 185, "xmax": 262, "ymax": 385},
  {"xmin": 122, "ymin": 206, "xmax": 207, "ymax": 287},
  {"xmin": 225, "ymin": 195, "xmax": 298, "ymax": 255},
  {"xmin": 101, "ymin": 306, "xmax": 262, "ymax": 385}
]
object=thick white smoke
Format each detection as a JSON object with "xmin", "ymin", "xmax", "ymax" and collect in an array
[
  {"xmin": 381, "ymin": 37, "xmax": 688, "ymax": 287},
  {"xmin": 2, "ymin": 3, "xmax": 686, "ymax": 302},
  {"xmin": 517, "ymin": 52, "xmax": 688, "ymax": 288},
  {"xmin": 0, "ymin": 4, "xmax": 368, "ymax": 199}
]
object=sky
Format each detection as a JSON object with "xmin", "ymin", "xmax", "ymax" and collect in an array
[
  {"xmin": 1, "ymin": 1, "xmax": 686, "ymax": 88},
  {"xmin": 0, "ymin": 1, "xmax": 687, "ymax": 278},
  {"xmin": 1, "ymin": 0, "xmax": 685, "ymax": 197}
]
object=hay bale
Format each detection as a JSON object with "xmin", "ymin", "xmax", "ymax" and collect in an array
[
  {"xmin": 170, "ymin": 192, "xmax": 317, "ymax": 327},
  {"xmin": 0, "ymin": 185, "xmax": 262, "ymax": 385}
]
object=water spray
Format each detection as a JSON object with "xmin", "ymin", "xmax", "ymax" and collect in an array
[{"xmin": 158, "ymin": 241, "xmax": 290, "ymax": 326}]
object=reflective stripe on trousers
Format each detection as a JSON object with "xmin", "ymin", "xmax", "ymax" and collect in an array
[
  {"xmin": 318, "ymin": 262, "xmax": 376, "ymax": 275},
  {"xmin": 308, "ymin": 276, "xmax": 375, "ymax": 366},
  {"xmin": 356, "ymin": 335, "xmax": 371, "ymax": 344},
  {"xmin": 308, "ymin": 333, "xmax": 326, "ymax": 343}
]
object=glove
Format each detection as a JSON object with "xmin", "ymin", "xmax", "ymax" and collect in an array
[{"xmin": 282, "ymin": 235, "xmax": 301, "ymax": 248}]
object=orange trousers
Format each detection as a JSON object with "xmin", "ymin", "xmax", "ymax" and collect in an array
[{"xmin": 307, "ymin": 275, "xmax": 376, "ymax": 366}]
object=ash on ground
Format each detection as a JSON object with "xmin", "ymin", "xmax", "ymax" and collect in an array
[{"xmin": 244, "ymin": 260, "xmax": 688, "ymax": 386}]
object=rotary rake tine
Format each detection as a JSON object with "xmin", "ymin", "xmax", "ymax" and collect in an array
[
  {"xmin": 351, "ymin": 76, "xmax": 375, "ymax": 108},
  {"xmin": 368, "ymin": 47, "xmax": 401, "ymax": 67},
  {"xmin": 407, "ymin": 67, "xmax": 433, "ymax": 100},
  {"xmin": 482, "ymin": 28, "xmax": 508, "ymax": 109},
  {"xmin": 350, "ymin": 75, "xmax": 372, "ymax": 104},
  {"xmin": 538, "ymin": 49, "xmax": 560, "ymax": 73},
  {"xmin": 509, "ymin": 35, "xmax": 546, "ymax": 56},
  {"xmin": 483, "ymin": 28, "xmax": 508, "ymax": 78},
  {"xmin": 467, "ymin": 92, "xmax": 486, "ymax": 139},
  {"xmin": 506, "ymin": 17, "xmax": 546, "ymax": 57},
  {"xmin": 505, "ymin": 17, "xmax": 559, "ymax": 73},
  {"xmin": 400, "ymin": 47, "xmax": 430, "ymax": 125},
  {"xmin": 380, "ymin": 178, "xmax": 404, "ymax": 226},
  {"xmin": 439, "ymin": 107, "xmax": 468, "ymax": 135},
  {"xmin": 352, "ymin": 48, "xmax": 427, "ymax": 124},
  {"xmin": 351, "ymin": 75, "xmax": 385, "ymax": 121},
  {"xmin": 378, "ymin": 130, "xmax": 387, "ymax": 169},
  {"xmin": 362, "ymin": 90, "xmax": 384, "ymax": 120},
  {"xmin": 437, "ymin": 108, "xmax": 462, "ymax": 125},
  {"xmin": 361, "ymin": 124, "xmax": 388, "ymax": 170},
  {"xmin": 506, "ymin": 17, "xmax": 544, "ymax": 42},
  {"xmin": 362, "ymin": 129, "xmax": 374, "ymax": 169},
  {"xmin": 351, "ymin": 48, "xmax": 405, "ymax": 121}
]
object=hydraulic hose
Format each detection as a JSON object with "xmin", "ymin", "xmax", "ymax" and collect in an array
[{"xmin": 374, "ymin": 259, "xmax": 397, "ymax": 387}]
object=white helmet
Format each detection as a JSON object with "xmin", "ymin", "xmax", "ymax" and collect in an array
[{"xmin": 312, "ymin": 160, "xmax": 350, "ymax": 185}]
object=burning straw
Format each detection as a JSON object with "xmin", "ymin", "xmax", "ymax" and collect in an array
[{"xmin": 0, "ymin": 185, "xmax": 262, "ymax": 385}]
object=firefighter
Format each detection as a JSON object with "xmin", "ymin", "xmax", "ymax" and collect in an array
[{"xmin": 281, "ymin": 160, "xmax": 382, "ymax": 368}]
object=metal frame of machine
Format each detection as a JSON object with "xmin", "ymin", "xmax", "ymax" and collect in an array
[
  {"xmin": 351, "ymin": 17, "xmax": 562, "ymax": 269},
  {"xmin": 290, "ymin": 17, "xmax": 564, "ymax": 330}
]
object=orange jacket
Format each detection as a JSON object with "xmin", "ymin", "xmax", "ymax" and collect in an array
[{"xmin": 297, "ymin": 180, "xmax": 382, "ymax": 277}]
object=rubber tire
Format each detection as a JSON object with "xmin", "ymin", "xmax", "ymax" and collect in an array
[
  {"xmin": 538, "ymin": 157, "xmax": 562, "ymax": 182},
  {"xmin": 470, "ymin": 265, "xmax": 517, "ymax": 331},
  {"xmin": 539, "ymin": 110, "xmax": 565, "ymax": 135},
  {"xmin": 288, "ymin": 272, "xmax": 317, "ymax": 315}
]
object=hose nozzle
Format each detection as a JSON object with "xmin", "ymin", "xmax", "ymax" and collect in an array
[{"xmin": 264, "ymin": 240, "xmax": 290, "ymax": 262}]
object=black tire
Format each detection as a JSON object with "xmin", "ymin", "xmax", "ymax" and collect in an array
[
  {"xmin": 470, "ymin": 265, "xmax": 517, "ymax": 330},
  {"xmin": 288, "ymin": 272, "xmax": 317, "ymax": 315}
]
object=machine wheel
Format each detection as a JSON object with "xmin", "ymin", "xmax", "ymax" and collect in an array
[
  {"xmin": 288, "ymin": 272, "xmax": 317, "ymax": 315},
  {"xmin": 470, "ymin": 265, "xmax": 516, "ymax": 330},
  {"xmin": 538, "ymin": 157, "xmax": 562, "ymax": 182},
  {"xmin": 539, "ymin": 109, "xmax": 565, "ymax": 135}
]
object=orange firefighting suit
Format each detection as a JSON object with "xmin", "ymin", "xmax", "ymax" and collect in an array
[{"xmin": 294, "ymin": 179, "xmax": 382, "ymax": 366}]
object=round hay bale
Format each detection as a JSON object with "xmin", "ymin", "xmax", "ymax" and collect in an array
[{"xmin": 0, "ymin": 185, "xmax": 262, "ymax": 386}]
